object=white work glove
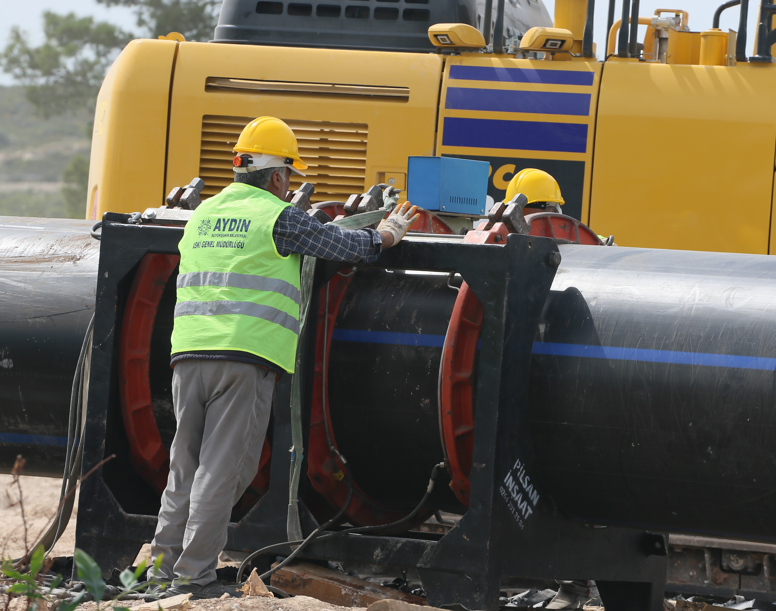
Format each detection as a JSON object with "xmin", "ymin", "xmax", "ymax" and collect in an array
[{"xmin": 377, "ymin": 202, "xmax": 420, "ymax": 245}]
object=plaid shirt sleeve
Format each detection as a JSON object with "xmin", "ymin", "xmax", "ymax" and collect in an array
[{"xmin": 272, "ymin": 205, "xmax": 383, "ymax": 263}]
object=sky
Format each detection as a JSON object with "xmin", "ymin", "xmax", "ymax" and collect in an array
[{"xmin": 0, "ymin": 0, "xmax": 764, "ymax": 85}]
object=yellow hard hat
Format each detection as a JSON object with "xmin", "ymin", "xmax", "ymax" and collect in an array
[
  {"xmin": 233, "ymin": 116, "xmax": 308, "ymax": 171},
  {"xmin": 505, "ymin": 168, "xmax": 564, "ymax": 205}
]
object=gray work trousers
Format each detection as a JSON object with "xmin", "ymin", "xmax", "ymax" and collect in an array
[{"xmin": 148, "ymin": 360, "xmax": 275, "ymax": 585}]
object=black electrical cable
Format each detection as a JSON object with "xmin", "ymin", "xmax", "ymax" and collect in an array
[
  {"xmin": 335, "ymin": 462, "xmax": 444, "ymax": 536},
  {"xmin": 322, "ymin": 281, "xmax": 344, "ymax": 461},
  {"xmin": 435, "ymin": 511, "xmax": 455, "ymax": 527},
  {"xmin": 236, "ymin": 482, "xmax": 354, "ymax": 583},
  {"xmin": 60, "ymin": 342, "xmax": 83, "ymax": 495},
  {"xmin": 13, "ymin": 314, "xmax": 94, "ymax": 565},
  {"xmin": 267, "ymin": 586, "xmax": 292, "ymax": 598},
  {"xmin": 51, "ymin": 314, "xmax": 94, "ymax": 549},
  {"xmin": 90, "ymin": 222, "xmax": 102, "ymax": 240},
  {"xmin": 236, "ymin": 462, "xmax": 445, "ymax": 583}
]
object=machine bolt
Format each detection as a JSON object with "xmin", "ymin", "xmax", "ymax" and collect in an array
[
  {"xmin": 548, "ymin": 251, "xmax": 562, "ymax": 267},
  {"xmin": 146, "ymin": 210, "xmax": 157, "ymax": 219},
  {"xmin": 728, "ymin": 554, "xmax": 745, "ymax": 570}
]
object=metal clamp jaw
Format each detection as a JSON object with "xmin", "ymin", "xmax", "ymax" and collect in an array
[
  {"xmin": 343, "ymin": 184, "xmax": 400, "ymax": 216},
  {"xmin": 141, "ymin": 177, "xmax": 206, "ymax": 225},
  {"xmin": 482, "ymin": 193, "xmax": 530, "ymax": 234},
  {"xmin": 308, "ymin": 183, "xmax": 400, "ymax": 227}
]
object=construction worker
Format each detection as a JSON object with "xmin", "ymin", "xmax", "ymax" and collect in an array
[
  {"xmin": 506, "ymin": 168, "xmax": 600, "ymax": 610},
  {"xmin": 505, "ymin": 168, "xmax": 564, "ymax": 215},
  {"xmin": 146, "ymin": 116, "xmax": 419, "ymax": 599}
]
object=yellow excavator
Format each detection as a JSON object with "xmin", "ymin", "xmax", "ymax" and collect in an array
[{"xmin": 88, "ymin": 0, "xmax": 776, "ymax": 254}]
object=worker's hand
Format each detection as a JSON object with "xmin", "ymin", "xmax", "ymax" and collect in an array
[{"xmin": 377, "ymin": 202, "xmax": 420, "ymax": 249}]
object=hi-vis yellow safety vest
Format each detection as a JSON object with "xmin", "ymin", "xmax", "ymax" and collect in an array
[{"xmin": 171, "ymin": 183, "xmax": 302, "ymax": 373}]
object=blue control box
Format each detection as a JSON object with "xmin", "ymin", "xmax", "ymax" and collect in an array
[{"xmin": 407, "ymin": 156, "xmax": 490, "ymax": 215}]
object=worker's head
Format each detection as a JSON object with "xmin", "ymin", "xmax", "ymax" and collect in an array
[
  {"xmin": 232, "ymin": 116, "xmax": 308, "ymax": 197},
  {"xmin": 234, "ymin": 165, "xmax": 291, "ymax": 197},
  {"xmin": 505, "ymin": 168, "xmax": 564, "ymax": 214}
]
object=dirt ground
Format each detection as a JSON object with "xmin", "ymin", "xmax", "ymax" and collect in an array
[
  {"xmin": 0, "ymin": 474, "xmax": 79, "ymax": 561},
  {"xmin": 2, "ymin": 594, "xmax": 365, "ymax": 611},
  {"xmin": 87, "ymin": 595, "xmax": 360, "ymax": 611}
]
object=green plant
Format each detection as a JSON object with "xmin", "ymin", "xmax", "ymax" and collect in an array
[
  {"xmin": 1, "ymin": 547, "xmax": 166, "ymax": 611},
  {"xmin": 68, "ymin": 550, "xmax": 166, "ymax": 611},
  {"xmin": 2, "ymin": 545, "xmax": 60, "ymax": 611},
  {"xmin": 1, "ymin": 456, "xmax": 166, "ymax": 611}
]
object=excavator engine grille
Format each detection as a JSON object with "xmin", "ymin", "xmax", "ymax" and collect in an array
[{"xmin": 199, "ymin": 115, "xmax": 369, "ymax": 203}]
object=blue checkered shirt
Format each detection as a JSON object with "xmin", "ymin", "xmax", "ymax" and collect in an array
[{"xmin": 273, "ymin": 205, "xmax": 383, "ymax": 263}]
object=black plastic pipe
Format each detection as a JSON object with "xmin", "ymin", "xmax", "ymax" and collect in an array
[
  {"xmin": 583, "ymin": 0, "xmax": 596, "ymax": 57},
  {"xmin": 530, "ymin": 245, "xmax": 776, "ymax": 541},
  {"xmin": 329, "ymin": 246, "xmax": 776, "ymax": 541},
  {"xmin": 0, "ymin": 218, "xmax": 99, "ymax": 476},
  {"xmin": 628, "ymin": 0, "xmax": 640, "ymax": 57},
  {"xmin": 617, "ymin": 0, "xmax": 630, "ymax": 56},
  {"xmin": 326, "ymin": 245, "xmax": 776, "ymax": 541},
  {"xmin": 713, "ymin": 0, "xmax": 741, "ymax": 28}
]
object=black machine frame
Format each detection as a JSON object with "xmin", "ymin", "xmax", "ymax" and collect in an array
[{"xmin": 77, "ymin": 213, "xmax": 668, "ymax": 611}]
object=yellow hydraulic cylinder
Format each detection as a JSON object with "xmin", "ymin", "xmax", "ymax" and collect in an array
[{"xmin": 700, "ymin": 28, "xmax": 728, "ymax": 66}]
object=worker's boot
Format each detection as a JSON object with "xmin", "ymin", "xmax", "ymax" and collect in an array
[
  {"xmin": 142, "ymin": 582, "xmax": 172, "ymax": 602},
  {"xmin": 160, "ymin": 580, "xmax": 238, "ymax": 600}
]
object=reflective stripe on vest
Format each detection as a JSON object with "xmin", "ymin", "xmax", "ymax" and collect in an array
[
  {"xmin": 177, "ymin": 271, "xmax": 301, "ymax": 305},
  {"xmin": 171, "ymin": 183, "xmax": 302, "ymax": 373},
  {"xmin": 174, "ymin": 300, "xmax": 300, "ymax": 334}
]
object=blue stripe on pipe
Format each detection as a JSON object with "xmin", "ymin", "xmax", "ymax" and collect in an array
[
  {"xmin": 446, "ymin": 88, "xmax": 592, "ymax": 116},
  {"xmin": 442, "ymin": 117, "xmax": 588, "ymax": 153},
  {"xmin": 449, "ymin": 65, "xmax": 596, "ymax": 86},
  {"xmin": 532, "ymin": 342, "xmax": 776, "ymax": 371},
  {"xmin": 0, "ymin": 433, "xmax": 69, "ymax": 447},
  {"xmin": 332, "ymin": 329, "xmax": 445, "ymax": 348},
  {"xmin": 331, "ymin": 329, "xmax": 776, "ymax": 372}
]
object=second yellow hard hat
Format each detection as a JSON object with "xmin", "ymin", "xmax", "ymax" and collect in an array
[
  {"xmin": 505, "ymin": 168, "xmax": 564, "ymax": 205},
  {"xmin": 234, "ymin": 116, "xmax": 308, "ymax": 171}
]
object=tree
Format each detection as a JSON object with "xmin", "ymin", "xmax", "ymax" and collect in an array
[
  {"xmin": 1, "ymin": 12, "xmax": 133, "ymax": 118},
  {"xmin": 97, "ymin": 0, "xmax": 222, "ymax": 42},
  {"xmin": 1, "ymin": 1, "xmax": 220, "ymax": 219},
  {"xmin": 0, "ymin": 1, "xmax": 220, "ymax": 117}
]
